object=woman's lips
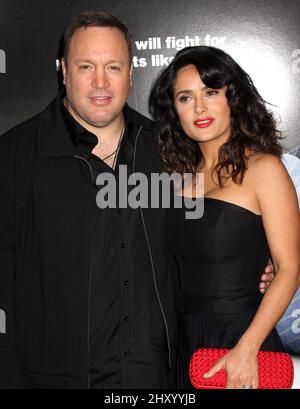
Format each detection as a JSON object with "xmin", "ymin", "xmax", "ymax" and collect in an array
[{"xmin": 193, "ymin": 118, "xmax": 214, "ymax": 128}]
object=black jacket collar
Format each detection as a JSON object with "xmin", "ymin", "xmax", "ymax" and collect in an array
[{"xmin": 37, "ymin": 91, "xmax": 152, "ymax": 158}]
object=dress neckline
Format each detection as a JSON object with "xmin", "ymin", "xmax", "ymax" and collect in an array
[{"xmin": 180, "ymin": 196, "xmax": 262, "ymax": 217}]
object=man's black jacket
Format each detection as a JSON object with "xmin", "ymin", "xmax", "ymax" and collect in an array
[{"xmin": 0, "ymin": 95, "xmax": 178, "ymax": 388}]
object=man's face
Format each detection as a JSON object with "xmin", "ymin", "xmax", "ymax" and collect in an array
[{"xmin": 62, "ymin": 26, "xmax": 132, "ymax": 132}]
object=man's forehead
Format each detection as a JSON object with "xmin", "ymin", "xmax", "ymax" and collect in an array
[
  {"xmin": 68, "ymin": 26, "xmax": 129, "ymax": 56},
  {"xmin": 71, "ymin": 26, "xmax": 126, "ymax": 44}
]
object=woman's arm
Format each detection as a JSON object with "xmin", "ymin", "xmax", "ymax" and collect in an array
[{"xmin": 204, "ymin": 154, "xmax": 300, "ymax": 389}]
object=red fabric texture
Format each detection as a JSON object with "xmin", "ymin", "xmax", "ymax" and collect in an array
[{"xmin": 189, "ymin": 348, "xmax": 294, "ymax": 389}]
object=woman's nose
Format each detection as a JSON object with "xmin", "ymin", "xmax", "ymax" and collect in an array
[{"xmin": 195, "ymin": 97, "xmax": 207, "ymax": 114}]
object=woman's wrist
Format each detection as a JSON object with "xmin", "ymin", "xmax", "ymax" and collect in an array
[{"xmin": 235, "ymin": 337, "xmax": 262, "ymax": 354}]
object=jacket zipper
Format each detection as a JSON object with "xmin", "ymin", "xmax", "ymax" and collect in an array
[
  {"xmin": 73, "ymin": 154, "xmax": 93, "ymax": 389},
  {"xmin": 133, "ymin": 127, "xmax": 172, "ymax": 368}
]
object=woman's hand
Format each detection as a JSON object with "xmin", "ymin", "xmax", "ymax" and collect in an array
[
  {"xmin": 203, "ymin": 346, "xmax": 259, "ymax": 389},
  {"xmin": 259, "ymin": 260, "xmax": 275, "ymax": 294}
]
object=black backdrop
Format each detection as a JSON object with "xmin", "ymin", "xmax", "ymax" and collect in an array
[{"xmin": 0, "ymin": 0, "xmax": 300, "ymax": 152}]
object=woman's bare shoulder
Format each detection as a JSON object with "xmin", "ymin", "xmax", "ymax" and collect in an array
[
  {"xmin": 246, "ymin": 151, "xmax": 293, "ymax": 192},
  {"xmin": 246, "ymin": 152, "xmax": 284, "ymax": 175}
]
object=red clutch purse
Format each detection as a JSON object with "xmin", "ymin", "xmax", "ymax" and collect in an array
[{"xmin": 189, "ymin": 348, "xmax": 294, "ymax": 389}]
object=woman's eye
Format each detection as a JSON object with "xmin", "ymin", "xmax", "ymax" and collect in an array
[
  {"xmin": 206, "ymin": 89, "xmax": 219, "ymax": 96},
  {"xmin": 178, "ymin": 95, "xmax": 191, "ymax": 103}
]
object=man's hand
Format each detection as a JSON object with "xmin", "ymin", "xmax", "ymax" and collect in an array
[{"xmin": 259, "ymin": 260, "xmax": 275, "ymax": 294}]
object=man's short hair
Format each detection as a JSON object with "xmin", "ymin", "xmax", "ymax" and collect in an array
[{"xmin": 63, "ymin": 10, "xmax": 132, "ymax": 63}]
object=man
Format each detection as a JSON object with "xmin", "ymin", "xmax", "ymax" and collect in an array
[{"xmin": 0, "ymin": 11, "xmax": 273, "ymax": 389}]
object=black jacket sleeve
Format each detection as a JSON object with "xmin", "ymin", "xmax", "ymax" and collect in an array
[{"xmin": 0, "ymin": 134, "xmax": 24, "ymax": 388}]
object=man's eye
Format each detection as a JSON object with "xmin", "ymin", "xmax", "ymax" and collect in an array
[
  {"xmin": 108, "ymin": 65, "xmax": 121, "ymax": 71},
  {"xmin": 79, "ymin": 65, "xmax": 93, "ymax": 71}
]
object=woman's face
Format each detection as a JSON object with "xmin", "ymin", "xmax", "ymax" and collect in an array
[{"xmin": 174, "ymin": 64, "xmax": 231, "ymax": 145}]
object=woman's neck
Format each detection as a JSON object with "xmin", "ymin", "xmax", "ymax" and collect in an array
[{"xmin": 198, "ymin": 141, "xmax": 220, "ymax": 172}]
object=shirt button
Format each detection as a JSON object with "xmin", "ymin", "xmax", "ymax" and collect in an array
[
  {"xmin": 121, "ymin": 243, "xmax": 127, "ymax": 249},
  {"xmin": 124, "ymin": 350, "xmax": 131, "ymax": 356},
  {"xmin": 123, "ymin": 280, "xmax": 129, "ymax": 286},
  {"xmin": 124, "ymin": 316, "xmax": 130, "ymax": 322}
]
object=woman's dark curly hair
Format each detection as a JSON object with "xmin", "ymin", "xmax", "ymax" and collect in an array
[{"xmin": 149, "ymin": 46, "xmax": 282, "ymax": 184}]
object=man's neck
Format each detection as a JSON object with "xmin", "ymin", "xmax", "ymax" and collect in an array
[{"xmin": 63, "ymin": 97, "xmax": 125, "ymax": 147}]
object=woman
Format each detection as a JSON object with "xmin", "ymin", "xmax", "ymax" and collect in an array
[{"xmin": 149, "ymin": 46, "xmax": 300, "ymax": 389}]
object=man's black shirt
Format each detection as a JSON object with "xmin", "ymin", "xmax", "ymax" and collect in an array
[{"xmin": 62, "ymin": 103, "xmax": 136, "ymax": 388}]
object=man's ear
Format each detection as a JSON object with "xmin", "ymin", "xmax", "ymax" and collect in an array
[
  {"xmin": 129, "ymin": 64, "xmax": 133, "ymax": 87},
  {"xmin": 61, "ymin": 58, "xmax": 67, "ymax": 85}
]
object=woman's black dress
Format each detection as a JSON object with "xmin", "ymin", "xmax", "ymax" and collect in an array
[{"xmin": 166, "ymin": 197, "xmax": 283, "ymax": 388}]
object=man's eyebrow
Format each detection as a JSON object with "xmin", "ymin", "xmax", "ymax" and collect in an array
[{"xmin": 74, "ymin": 59, "xmax": 125, "ymax": 65}]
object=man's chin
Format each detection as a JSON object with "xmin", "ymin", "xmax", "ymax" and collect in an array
[{"xmin": 83, "ymin": 115, "xmax": 117, "ymax": 129}]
